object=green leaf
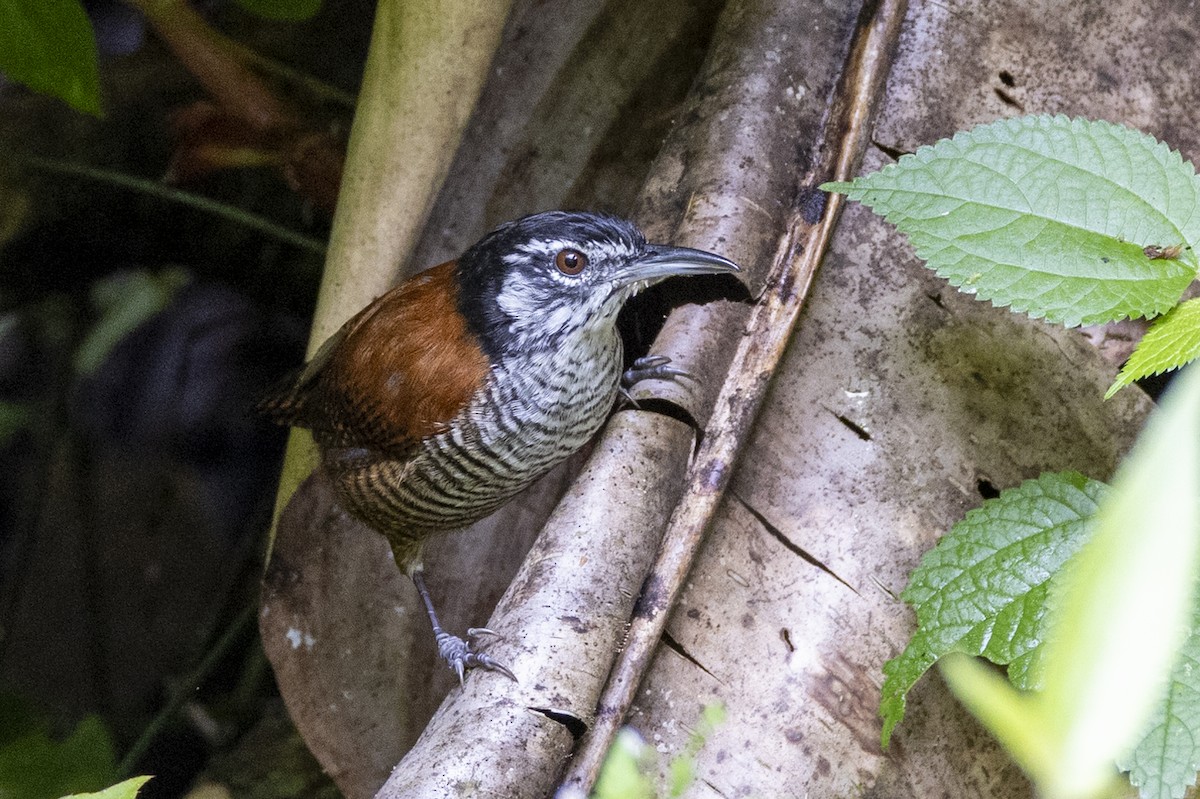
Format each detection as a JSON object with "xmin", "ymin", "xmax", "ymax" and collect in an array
[
  {"xmin": 592, "ymin": 730, "xmax": 655, "ymax": 799},
  {"xmin": 0, "ymin": 401, "xmax": 31, "ymax": 444},
  {"xmin": 1107, "ymin": 297, "xmax": 1200, "ymax": 398},
  {"xmin": 233, "ymin": 0, "xmax": 321, "ymax": 21},
  {"xmin": 938, "ymin": 655, "xmax": 1052, "ymax": 786},
  {"xmin": 880, "ymin": 471, "xmax": 1106, "ymax": 747},
  {"xmin": 74, "ymin": 267, "xmax": 191, "ymax": 375},
  {"xmin": 667, "ymin": 754, "xmax": 695, "ymax": 798},
  {"xmin": 667, "ymin": 703, "xmax": 725, "ymax": 797},
  {"xmin": 0, "ymin": 715, "xmax": 118, "ymax": 799},
  {"xmin": 1037, "ymin": 363, "xmax": 1200, "ymax": 798},
  {"xmin": 61, "ymin": 776, "xmax": 152, "ymax": 799},
  {"xmin": 0, "ymin": 0, "xmax": 102, "ymax": 115},
  {"xmin": 938, "ymin": 365, "xmax": 1200, "ymax": 799},
  {"xmin": 1119, "ymin": 596, "xmax": 1200, "ymax": 799},
  {"xmin": 824, "ymin": 116, "xmax": 1200, "ymax": 327}
]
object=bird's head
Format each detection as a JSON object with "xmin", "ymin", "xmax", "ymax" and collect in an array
[{"xmin": 456, "ymin": 211, "xmax": 739, "ymax": 357}]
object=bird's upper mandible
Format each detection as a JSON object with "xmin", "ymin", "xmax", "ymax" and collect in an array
[{"xmin": 455, "ymin": 211, "xmax": 739, "ymax": 358}]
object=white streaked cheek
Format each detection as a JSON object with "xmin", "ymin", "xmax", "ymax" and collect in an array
[{"xmin": 496, "ymin": 275, "xmax": 545, "ymax": 319}]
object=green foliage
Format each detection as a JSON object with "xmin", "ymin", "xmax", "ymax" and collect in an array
[
  {"xmin": 233, "ymin": 0, "xmax": 322, "ymax": 21},
  {"xmin": 1119, "ymin": 596, "xmax": 1200, "ymax": 799},
  {"xmin": 592, "ymin": 705, "xmax": 725, "ymax": 799},
  {"xmin": 74, "ymin": 267, "xmax": 191, "ymax": 375},
  {"xmin": 0, "ymin": 702, "xmax": 119, "ymax": 799},
  {"xmin": 939, "ymin": 364, "xmax": 1200, "ymax": 799},
  {"xmin": 880, "ymin": 471, "xmax": 1105, "ymax": 746},
  {"xmin": 824, "ymin": 116, "xmax": 1200, "ymax": 328},
  {"xmin": 0, "ymin": 401, "xmax": 31, "ymax": 444},
  {"xmin": 1107, "ymin": 297, "xmax": 1200, "ymax": 398},
  {"xmin": 61, "ymin": 777, "xmax": 152, "ymax": 799},
  {"xmin": 667, "ymin": 703, "xmax": 725, "ymax": 798},
  {"xmin": 593, "ymin": 730, "xmax": 655, "ymax": 799},
  {"xmin": 828, "ymin": 112, "xmax": 1200, "ymax": 793},
  {"xmin": 831, "ymin": 112, "xmax": 1200, "ymax": 796},
  {"xmin": 0, "ymin": 0, "xmax": 102, "ymax": 115}
]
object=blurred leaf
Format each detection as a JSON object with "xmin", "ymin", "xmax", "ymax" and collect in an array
[
  {"xmin": 667, "ymin": 703, "xmax": 725, "ymax": 797},
  {"xmin": 0, "ymin": 0, "xmax": 102, "ymax": 115},
  {"xmin": 938, "ymin": 655, "xmax": 1051, "ymax": 786},
  {"xmin": 74, "ymin": 267, "xmax": 191, "ymax": 375},
  {"xmin": 0, "ymin": 715, "xmax": 118, "ymax": 799},
  {"xmin": 667, "ymin": 755, "xmax": 694, "ymax": 798},
  {"xmin": 824, "ymin": 116, "xmax": 1200, "ymax": 327},
  {"xmin": 232, "ymin": 0, "xmax": 321, "ymax": 21},
  {"xmin": 1108, "ymin": 297, "xmax": 1200, "ymax": 398},
  {"xmin": 701, "ymin": 704, "xmax": 726, "ymax": 728},
  {"xmin": 61, "ymin": 776, "xmax": 151, "ymax": 799},
  {"xmin": 1037, "ymin": 364, "xmax": 1200, "ymax": 797},
  {"xmin": 0, "ymin": 401, "xmax": 32, "ymax": 444},
  {"xmin": 1119, "ymin": 596, "xmax": 1200, "ymax": 799},
  {"xmin": 880, "ymin": 471, "xmax": 1105, "ymax": 746},
  {"xmin": 593, "ymin": 730, "xmax": 655, "ymax": 799},
  {"xmin": 941, "ymin": 365, "xmax": 1200, "ymax": 799}
]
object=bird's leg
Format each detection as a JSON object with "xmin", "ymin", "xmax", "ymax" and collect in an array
[
  {"xmin": 620, "ymin": 354, "xmax": 691, "ymax": 404},
  {"xmin": 410, "ymin": 569, "xmax": 517, "ymax": 685}
]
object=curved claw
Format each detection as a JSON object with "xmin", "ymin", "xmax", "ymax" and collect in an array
[
  {"xmin": 622, "ymin": 354, "xmax": 692, "ymax": 387},
  {"xmin": 621, "ymin": 355, "xmax": 693, "ymax": 407},
  {"xmin": 434, "ymin": 630, "xmax": 518, "ymax": 686},
  {"xmin": 467, "ymin": 627, "xmax": 501, "ymax": 639},
  {"xmin": 464, "ymin": 651, "xmax": 517, "ymax": 683}
]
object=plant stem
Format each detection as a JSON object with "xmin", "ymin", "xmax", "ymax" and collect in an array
[
  {"xmin": 117, "ymin": 601, "xmax": 258, "ymax": 777},
  {"xmin": 16, "ymin": 155, "xmax": 326, "ymax": 255}
]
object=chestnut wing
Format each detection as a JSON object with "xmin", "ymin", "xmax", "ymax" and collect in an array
[{"xmin": 259, "ymin": 261, "xmax": 492, "ymax": 456}]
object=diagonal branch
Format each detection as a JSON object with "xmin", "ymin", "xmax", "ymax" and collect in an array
[{"xmin": 556, "ymin": 0, "xmax": 910, "ymax": 792}]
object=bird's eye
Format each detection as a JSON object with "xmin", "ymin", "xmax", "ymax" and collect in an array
[{"xmin": 555, "ymin": 248, "xmax": 588, "ymax": 275}]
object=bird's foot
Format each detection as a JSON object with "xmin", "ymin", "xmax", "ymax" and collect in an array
[
  {"xmin": 434, "ymin": 627, "xmax": 517, "ymax": 686},
  {"xmin": 620, "ymin": 355, "xmax": 690, "ymax": 405},
  {"xmin": 622, "ymin": 354, "xmax": 690, "ymax": 386}
]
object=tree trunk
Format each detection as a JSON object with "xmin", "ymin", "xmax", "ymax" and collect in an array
[{"xmin": 260, "ymin": 0, "xmax": 1182, "ymax": 796}]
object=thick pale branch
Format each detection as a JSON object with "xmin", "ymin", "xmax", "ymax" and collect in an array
[
  {"xmin": 557, "ymin": 0, "xmax": 910, "ymax": 791},
  {"xmin": 260, "ymin": 3, "xmax": 512, "ymax": 794},
  {"xmin": 375, "ymin": 414, "xmax": 697, "ymax": 799},
  {"xmin": 265, "ymin": 0, "xmax": 515, "ymax": 547},
  {"xmin": 374, "ymin": 0, "xmax": 877, "ymax": 794}
]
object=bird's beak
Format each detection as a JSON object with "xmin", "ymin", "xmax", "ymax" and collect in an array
[{"xmin": 615, "ymin": 244, "xmax": 740, "ymax": 287}]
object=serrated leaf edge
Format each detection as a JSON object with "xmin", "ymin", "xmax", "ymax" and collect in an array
[
  {"xmin": 881, "ymin": 472, "xmax": 1102, "ymax": 747},
  {"xmin": 837, "ymin": 115, "xmax": 1200, "ymax": 327},
  {"xmin": 1108, "ymin": 297, "xmax": 1200, "ymax": 398}
]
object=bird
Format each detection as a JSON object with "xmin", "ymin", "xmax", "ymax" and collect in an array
[{"xmin": 261, "ymin": 210, "xmax": 739, "ymax": 683}]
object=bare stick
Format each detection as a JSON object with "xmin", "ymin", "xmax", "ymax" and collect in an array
[{"xmin": 557, "ymin": 0, "xmax": 910, "ymax": 792}]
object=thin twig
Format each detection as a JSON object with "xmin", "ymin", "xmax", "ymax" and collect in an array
[
  {"xmin": 556, "ymin": 0, "xmax": 910, "ymax": 792},
  {"xmin": 226, "ymin": 39, "xmax": 357, "ymax": 109},
  {"xmin": 16, "ymin": 155, "xmax": 327, "ymax": 255},
  {"xmin": 117, "ymin": 600, "xmax": 258, "ymax": 777}
]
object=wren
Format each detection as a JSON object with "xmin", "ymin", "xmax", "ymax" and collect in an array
[{"xmin": 262, "ymin": 211, "xmax": 739, "ymax": 682}]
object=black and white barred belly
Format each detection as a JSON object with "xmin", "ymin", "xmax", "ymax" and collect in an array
[{"xmin": 327, "ymin": 330, "xmax": 623, "ymax": 541}]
